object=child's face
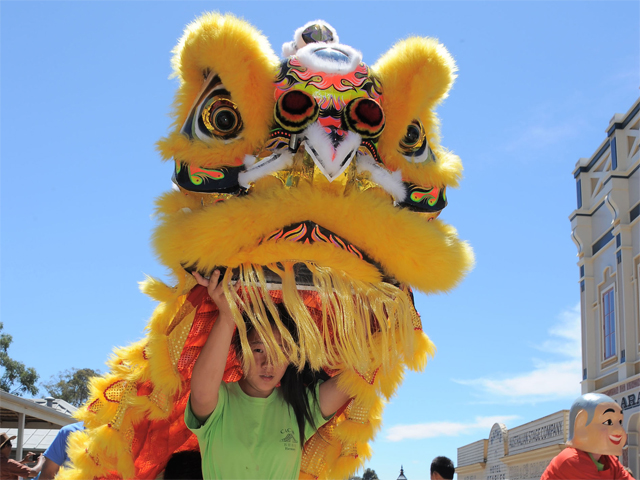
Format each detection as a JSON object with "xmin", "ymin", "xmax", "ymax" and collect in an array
[{"xmin": 239, "ymin": 325, "xmax": 289, "ymax": 398}]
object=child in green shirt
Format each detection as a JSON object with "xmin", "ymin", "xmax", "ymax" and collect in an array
[{"xmin": 186, "ymin": 270, "xmax": 350, "ymax": 479}]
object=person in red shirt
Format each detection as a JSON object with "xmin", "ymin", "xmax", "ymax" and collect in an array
[
  {"xmin": 0, "ymin": 433, "xmax": 45, "ymax": 480},
  {"xmin": 541, "ymin": 393, "xmax": 635, "ymax": 480}
]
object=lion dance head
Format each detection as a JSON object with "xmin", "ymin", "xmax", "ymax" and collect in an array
[{"xmin": 58, "ymin": 14, "xmax": 473, "ymax": 480}]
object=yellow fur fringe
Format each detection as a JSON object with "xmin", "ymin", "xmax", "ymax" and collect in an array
[{"xmin": 218, "ymin": 262, "xmax": 416, "ymax": 374}]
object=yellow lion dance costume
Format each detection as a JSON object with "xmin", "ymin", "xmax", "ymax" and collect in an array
[{"xmin": 59, "ymin": 13, "xmax": 473, "ymax": 480}]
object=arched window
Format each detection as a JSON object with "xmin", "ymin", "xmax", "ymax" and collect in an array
[{"xmin": 603, "ymin": 287, "xmax": 616, "ymax": 359}]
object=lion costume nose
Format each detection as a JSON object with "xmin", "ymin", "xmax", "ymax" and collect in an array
[{"xmin": 303, "ymin": 122, "xmax": 361, "ymax": 182}]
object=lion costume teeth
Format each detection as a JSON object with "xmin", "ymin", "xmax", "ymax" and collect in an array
[{"xmin": 59, "ymin": 13, "xmax": 474, "ymax": 480}]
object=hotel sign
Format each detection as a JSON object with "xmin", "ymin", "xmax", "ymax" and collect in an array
[{"xmin": 486, "ymin": 424, "xmax": 508, "ymax": 480}]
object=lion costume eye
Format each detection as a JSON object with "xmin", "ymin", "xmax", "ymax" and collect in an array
[
  {"xmin": 398, "ymin": 120, "xmax": 437, "ymax": 163},
  {"xmin": 344, "ymin": 97, "xmax": 385, "ymax": 138},
  {"xmin": 201, "ymin": 97, "xmax": 243, "ymax": 138},
  {"xmin": 274, "ymin": 89, "xmax": 319, "ymax": 133},
  {"xmin": 178, "ymin": 71, "xmax": 245, "ymax": 143}
]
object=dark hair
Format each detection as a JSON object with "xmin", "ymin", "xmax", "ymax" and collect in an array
[
  {"xmin": 164, "ymin": 450, "xmax": 203, "ymax": 480},
  {"xmin": 232, "ymin": 303, "xmax": 329, "ymax": 446},
  {"xmin": 431, "ymin": 456, "xmax": 455, "ymax": 480}
]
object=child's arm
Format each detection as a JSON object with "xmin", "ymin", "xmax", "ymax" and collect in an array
[
  {"xmin": 190, "ymin": 270, "xmax": 236, "ymax": 422},
  {"xmin": 318, "ymin": 374, "xmax": 351, "ymax": 417}
]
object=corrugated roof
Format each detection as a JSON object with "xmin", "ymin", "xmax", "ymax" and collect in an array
[
  {"xmin": 31, "ymin": 398, "xmax": 77, "ymax": 417},
  {"xmin": 2, "ymin": 428, "xmax": 60, "ymax": 451},
  {"xmin": 1, "ymin": 392, "xmax": 77, "ymax": 429}
]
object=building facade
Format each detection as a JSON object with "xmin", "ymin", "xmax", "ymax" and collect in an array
[
  {"xmin": 457, "ymin": 413, "xmax": 568, "ymax": 480},
  {"xmin": 570, "ymin": 97, "xmax": 640, "ymax": 474},
  {"xmin": 457, "ymin": 98, "xmax": 640, "ymax": 479}
]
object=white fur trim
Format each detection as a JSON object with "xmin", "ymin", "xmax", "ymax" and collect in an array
[
  {"xmin": 303, "ymin": 123, "xmax": 361, "ymax": 182},
  {"xmin": 282, "ymin": 20, "xmax": 339, "ymax": 57},
  {"xmin": 295, "ymin": 43, "xmax": 362, "ymax": 75},
  {"xmin": 303, "ymin": 123, "xmax": 333, "ymax": 168},
  {"xmin": 243, "ymin": 154, "xmax": 258, "ymax": 167},
  {"xmin": 356, "ymin": 155, "xmax": 407, "ymax": 202},
  {"xmin": 238, "ymin": 150, "xmax": 294, "ymax": 188}
]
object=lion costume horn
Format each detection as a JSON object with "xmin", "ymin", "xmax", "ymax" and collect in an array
[{"xmin": 58, "ymin": 13, "xmax": 473, "ymax": 480}]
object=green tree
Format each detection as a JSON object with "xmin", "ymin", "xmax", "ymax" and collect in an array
[
  {"xmin": 362, "ymin": 468, "xmax": 379, "ymax": 480},
  {"xmin": 0, "ymin": 322, "xmax": 40, "ymax": 395},
  {"xmin": 42, "ymin": 368, "xmax": 101, "ymax": 407}
]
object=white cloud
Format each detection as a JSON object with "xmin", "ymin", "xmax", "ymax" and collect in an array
[
  {"xmin": 502, "ymin": 120, "xmax": 582, "ymax": 152},
  {"xmin": 454, "ymin": 304, "xmax": 582, "ymax": 402},
  {"xmin": 386, "ymin": 415, "xmax": 520, "ymax": 442},
  {"xmin": 499, "ymin": 95, "xmax": 591, "ymax": 153},
  {"xmin": 538, "ymin": 303, "xmax": 581, "ymax": 359}
]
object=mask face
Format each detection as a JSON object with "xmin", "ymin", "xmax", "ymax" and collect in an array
[{"xmin": 572, "ymin": 401, "xmax": 627, "ymax": 456}]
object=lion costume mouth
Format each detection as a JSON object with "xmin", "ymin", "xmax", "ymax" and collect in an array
[
  {"xmin": 182, "ymin": 220, "xmax": 391, "ymax": 287},
  {"xmin": 158, "ymin": 171, "xmax": 467, "ymax": 295}
]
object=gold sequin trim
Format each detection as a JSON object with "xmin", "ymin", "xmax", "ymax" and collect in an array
[
  {"xmin": 165, "ymin": 297, "xmax": 195, "ymax": 336},
  {"xmin": 340, "ymin": 441, "xmax": 358, "ymax": 458},
  {"xmin": 104, "ymin": 380, "xmax": 128, "ymax": 403},
  {"xmin": 167, "ymin": 309, "xmax": 196, "ymax": 368},
  {"xmin": 123, "ymin": 425, "xmax": 135, "ymax": 454},
  {"xmin": 300, "ymin": 418, "xmax": 336, "ymax": 477},
  {"xmin": 354, "ymin": 366, "xmax": 378, "ymax": 385},
  {"xmin": 150, "ymin": 388, "xmax": 171, "ymax": 414},
  {"xmin": 109, "ymin": 381, "xmax": 136, "ymax": 431},
  {"xmin": 410, "ymin": 304, "xmax": 423, "ymax": 330},
  {"xmin": 345, "ymin": 401, "xmax": 370, "ymax": 425}
]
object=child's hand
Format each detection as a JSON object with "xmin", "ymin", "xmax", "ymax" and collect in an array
[{"xmin": 193, "ymin": 270, "xmax": 234, "ymax": 320}]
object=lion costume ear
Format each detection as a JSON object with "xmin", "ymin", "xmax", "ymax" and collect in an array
[
  {"xmin": 372, "ymin": 37, "xmax": 459, "ymax": 186},
  {"xmin": 373, "ymin": 37, "xmax": 456, "ymax": 145},
  {"xmin": 158, "ymin": 13, "xmax": 280, "ymax": 167}
]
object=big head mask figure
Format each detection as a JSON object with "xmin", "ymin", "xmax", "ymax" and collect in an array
[{"xmin": 567, "ymin": 393, "xmax": 626, "ymax": 457}]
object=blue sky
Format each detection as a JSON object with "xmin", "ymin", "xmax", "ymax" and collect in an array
[{"xmin": 1, "ymin": 2, "xmax": 638, "ymax": 479}]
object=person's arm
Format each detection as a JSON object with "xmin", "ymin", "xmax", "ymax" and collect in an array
[
  {"xmin": 616, "ymin": 459, "xmax": 636, "ymax": 480},
  {"xmin": 38, "ymin": 456, "xmax": 62, "ymax": 480},
  {"xmin": 8, "ymin": 454, "xmax": 45, "ymax": 478},
  {"xmin": 189, "ymin": 270, "xmax": 236, "ymax": 423},
  {"xmin": 30, "ymin": 454, "xmax": 46, "ymax": 477},
  {"xmin": 19, "ymin": 452, "xmax": 36, "ymax": 464},
  {"xmin": 318, "ymin": 374, "xmax": 351, "ymax": 418}
]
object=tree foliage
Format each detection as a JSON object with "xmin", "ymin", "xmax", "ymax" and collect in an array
[
  {"xmin": 0, "ymin": 322, "xmax": 40, "ymax": 396},
  {"xmin": 43, "ymin": 368, "xmax": 101, "ymax": 407},
  {"xmin": 362, "ymin": 468, "xmax": 379, "ymax": 480}
]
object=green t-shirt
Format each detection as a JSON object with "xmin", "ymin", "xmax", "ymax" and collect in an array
[{"xmin": 185, "ymin": 381, "xmax": 329, "ymax": 480}]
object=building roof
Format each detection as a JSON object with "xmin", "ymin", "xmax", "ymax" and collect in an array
[
  {"xmin": 397, "ymin": 465, "xmax": 408, "ymax": 480},
  {"xmin": 1, "ymin": 391, "xmax": 77, "ymax": 429},
  {"xmin": 1, "ymin": 428, "xmax": 60, "ymax": 451},
  {"xmin": 31, "ymin": 398, "xmax": 77, "ymax": 417}
]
